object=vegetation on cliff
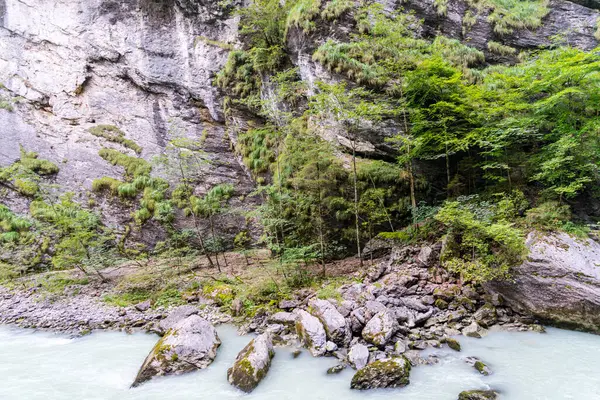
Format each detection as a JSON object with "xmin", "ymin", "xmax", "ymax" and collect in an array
[
  {"xmin": 1, "ymin": 0, "xmax": 599, "ymax": 288},
  {"xmin": 217, "ymin": 0, "xmax": 600, "ymax": 282}
]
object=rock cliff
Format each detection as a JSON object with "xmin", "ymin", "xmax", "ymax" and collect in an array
[{"xmin": 1, "ymin": 0, "xmax": 598, "ymax": 239}]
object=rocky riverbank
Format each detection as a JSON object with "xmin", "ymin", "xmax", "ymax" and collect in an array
[
  {"xmin": 0, "ymin": 282, "xmax": 229, "ymax": 335},
  {"xmin": 225, "ymin": 242, "xmax": 546, "ymax": 390}
]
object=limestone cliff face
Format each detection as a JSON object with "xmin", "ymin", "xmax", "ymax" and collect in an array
[
  {"xmin": 0, "ymin": 0, "xmax": 598, "ymax": 235},
  {"xmin": 0, "ymin": 0, "xmax": 254, "ymax": 236}
]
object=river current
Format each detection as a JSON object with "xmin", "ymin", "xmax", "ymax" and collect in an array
[{"xmin": 0, "ymin": 325, "xmax": 598, "ymax": 399}]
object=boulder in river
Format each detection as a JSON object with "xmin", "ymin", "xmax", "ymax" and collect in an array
[
  {"xmin": 158, "ymin": 305, "xmax": 199, "ymax": 334},
  {"xmin": 350, "ymin": 357, "xmax": 411, "ymax": 390},
  {"xmin": 465, "ymin": 357, "xmax": 492, "ymax": 376},
  {"xmin": 348, "ymin": 343, "xmax": 370, "ymax": 370},
  {"xmin": 458, "ymin": 390, "xmax": 498, "ymax": 400},
  {"xmin": 227, "ymin": 333, "xmax": 275, "ymax": 393},
  {"xmin": 309, "ymin": 299, "xmax": 351, "ymax": 346},
  {"xmin": 444, "ymin": 338, "xmax": 461, "ymax": 352},
  {"xmin": 362, "ymin": 310, "xmax": 398, "ymax": 347},
  {"xmin": 131, "ymin": 315, "xmax": 220, "ymax": 387},
  {"xmin": 294, "ymin": 309, "xmax": 327, "ymax": 356},
  {"xmin": 486, "ymin": 232, "xmax": 600, "ymax": 333}
]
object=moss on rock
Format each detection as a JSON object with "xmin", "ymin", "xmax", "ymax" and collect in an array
[{"xmin": 350, "ymin": 357, "xmax": 411, "ymax": 390}]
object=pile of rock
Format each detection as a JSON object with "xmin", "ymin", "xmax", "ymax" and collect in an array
[{"xmin": 245, "ymin": 243, "xmax": 542, "ymax": 390}]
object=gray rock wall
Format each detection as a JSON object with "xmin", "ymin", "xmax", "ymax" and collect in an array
[{"xmin": 0, "ymin": 0, "xmax": 254, "ymax": 233}]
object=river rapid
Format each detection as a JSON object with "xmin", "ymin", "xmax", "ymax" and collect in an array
[{"xmin": 1, "ymin": 325, "xmax": 598, "ymax": 399}]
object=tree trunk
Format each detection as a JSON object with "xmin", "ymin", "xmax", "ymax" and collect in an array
[
  {"xmin": 209, "ymin": 215, "xmax": 221, "ymax": 273},
  {"xmin": 352, "ymin": 141, "xmax": 363, "ymax": 267},
  {"xmin": 317, "ymin": 161, "xmax": 326, "ymax": 276}
]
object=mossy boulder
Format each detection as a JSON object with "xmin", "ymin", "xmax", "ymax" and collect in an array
[
  {"xmin": 458, "ymin": 390, "xmax": 498, "ymax": 400},
  {"xmin": 444, "ymin": 337, "xmax": 461, "ymax": 352},
  {"xmin": 350, "ymin": 357, "xmax": 411, "ymax": 390},
  {"xmin": 227, "ymin": 333, "xmax": 275, "ymax": 393},
  {"xmin": 294, "ymin": 309, "xmax": 327, "ymax": 356},
  {"xmin": 131, "ymin": 315, "xmax": 220, "ymax": 387},
  {"xmin": 434, "ymin": 285, "xmax": 461, "ymax": 302},
  {"xmin": 474, "ymin": 361, "xmax": 492, "ymax": 376},
  {"xmin": 473, "ymin": 304, "xmax": 497, "ymax": 328}
]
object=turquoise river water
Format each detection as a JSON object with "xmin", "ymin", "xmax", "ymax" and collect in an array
[{"xmin": 0, "ymin": 325, "xmax": 598, "ymax": 399}]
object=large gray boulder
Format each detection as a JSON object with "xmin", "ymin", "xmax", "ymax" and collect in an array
[
  {"xmin": 268, "ymin": 311, "xmax": 297, "ymax": 327},
  {"xmin": 227, "ymin": 333, "xmax": 275, "ymax": 393},
  {"xmin": 294, "ymin": 309, "xmax": 327, "ymax": 356},
  {"xmin": 362, "ymin": 310, "xmax": 398, "ymax": 347},
  {"xmin": 131, "ymin": 315, "xmax": 221, "ymax": 387},
  {"xmin": 158, "ymin": 305, "xmax": 199, "ymax": 334},
  {"xmin": 350, "ymin": 357, "xmax": 411, "ymax": 390},
  {"xmin": 348, "ymin": 343, "xmax": 370, "ymax": 370},
  {"xmin": 486, "ymin": 232, "xmax": 600, "ymax": 333},
  {"xmin": 309, "ymin": 299, "xmax": 350, "ymax": 346}
]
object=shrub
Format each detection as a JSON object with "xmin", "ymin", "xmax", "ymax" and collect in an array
[
  {"xmin": 525, "ymin": 202, "xmax": 571, "ymax": 231},
  {"xmin": 436, "ymin": 201, "xmax": 527, "ymax": 283},
  {"xmin": 286, "ymin": 0, "xmax": 322, "ymax": 35},
  {"xmin": 98, "ymin": 148, "xmax": 151, "ymax": 178},
  {"xmin": 89, "ymin": 125, "xmax": 142, "ymax": 154},
  {"xmin": 488, "ymin": 41, "xmax": 517, "ymax": 56},
  {"xmin": 92, "ymin": 177, "xmax": 122, "ymax": 195}
]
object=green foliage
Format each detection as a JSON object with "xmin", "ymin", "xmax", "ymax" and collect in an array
[
  {"xmin": 316, "ymin": 281, "xmax": 343, "ymax": 301},
  {"xmin": 0, "ymin": 98, "xmax": 13, "ymax": 112},
  {"xmin": 98, "ymin": 148, "xmax": 151, "ymax": 178},
  {"xmin": 0, "ymin": 204, "xmax": 32, "ymax": 243},
  {"xmin": 487, "ymin": 41, "xmax": 517, "ymax": 56},
  {"xmin": 434, "ymin": 0, "xmax": 449, "ymax": 16},
  {"xmin": 321, "ymin": 0, "xmax": 353, "ymax": 21},
  {"xmin": 88, "ymin": 125, "xmax": 142, "ymax": 154},
  {"xmin": 14, "ymin": 179, "xmax": 39, "ymax": 197},
  {"xmin": 237, "ymin": 128, "xmax": 277, "ymax": 174},
  {"xmin": 91, "ymin": 176, "xmax": 122, "ymax": 195},
  {"xmin": 18, "ymin": 148, "xmax": 59, "ymax": 175},
  {"xmin": 37, "ymin": 274, "xmax": 89, "ymax": 294},
  {"xmin": 286, "ymin": 0, "xmax": 321, "ymax": 35},
  {"xmin": 218, "ymin": 0, "xmax": 600, "ymax": 265},
  {"xmin": 0, "ymin": 147, "xmax": 59, "ymax": 197},
  {"xmin": 482, "ymin": 0, "xmax": 550, "ymax": 35},
  {"xmin": 215, "ymin": 0, "xmax": 294, "ymax": 104},
  {"xmin": 194, "ymin": 36, "xmax": 234, "ymax": 50},
  {"xmin": 30, "ymin": 193, "xmax": 106, "ymax": 272},
  {"xmin": 435, "ymin": 197, "xmax": 527, "ymax": 283},
  {"xmin": 525, "ymin": 202, "xmax": 571, "ymax": 231}
]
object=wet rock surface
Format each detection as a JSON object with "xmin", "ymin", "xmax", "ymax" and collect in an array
[
  {"xmin": 458, "ymin": 390, "xmax": 498, "ymax": 400},
  {"xmin": 132, "ymin": 315, "xmax": 221, "ymax": 387},
  {"xmin": 294, "ymin": 309, "xmax": 327, "ymax": 357},
  {"xmin": 350, "ymin": 357, "xmax": 411, "ymax": 390},
  {"xmin": 487, "ymin": 232, "xmax": 600, "ymax": 333},
  {"xmin": 227, "ymin": 333, "xmax": 275, "ymax": 393}
]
